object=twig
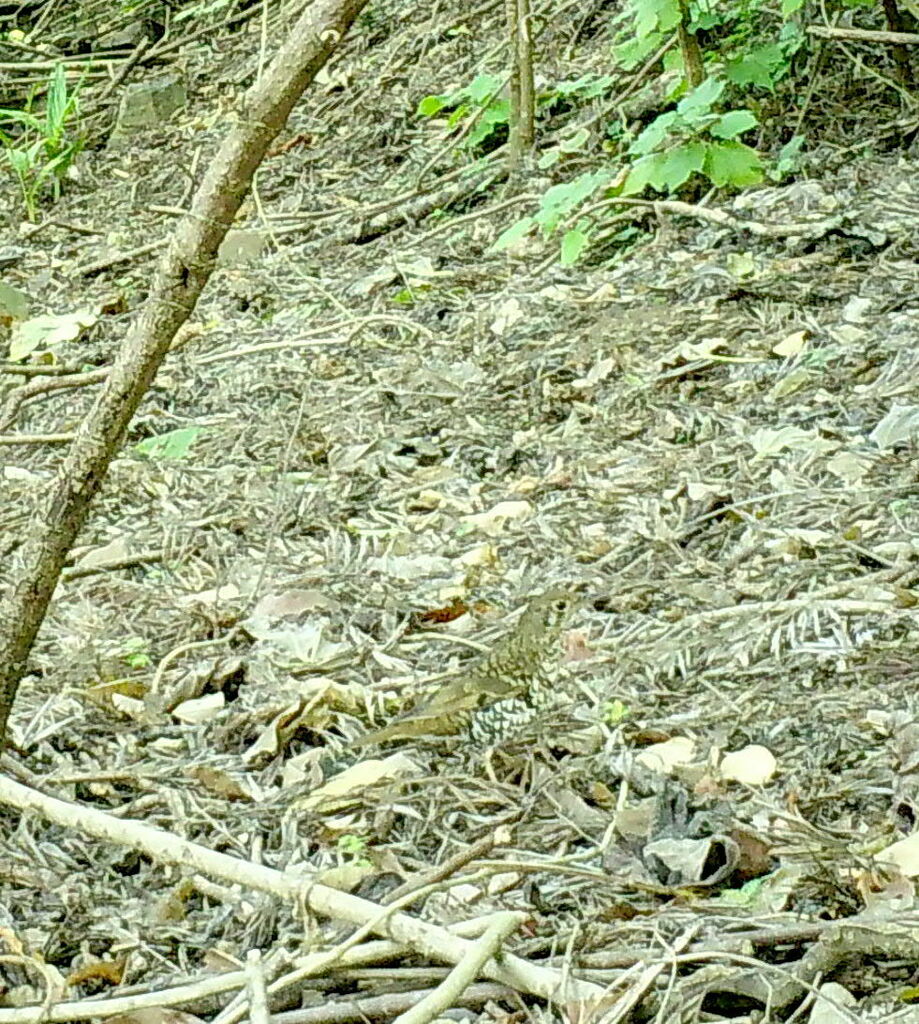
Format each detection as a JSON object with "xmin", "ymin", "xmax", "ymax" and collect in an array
[
  {"xmin": 61, "ymin": 549, "xmax": 166, "ymax": 581},
  {"xmin": 72, "ymin": 239, "xmax": 166, "ymax": 277},
  {"xmin": 600, "ymin": 925, "xmax": 699, "ymax": 1024},
  {"xmin": 382, "ymin": 834, "xmax": 498, "ymax": 905},
  {"xmin": 0, "ymin": 776, "xmax": 607, "ymax": 1014},
  {"xmin": 0, "ymin": 432, "xmax": 74, "ymax": 446},
  {"xmin": 245, "ymin": 951, "xmax": 270, "ymax": 1024},
  {"xmin": 271, "ymin": 982, "xmax": 515, "ymax": 1024},
  {"xmin": 394, "ymin": 912, "xmax": 524, "ymax": 1024},
  {"xmin": 807, "ymin": 24, "xmax": 919, "ymax": 44},
  {"xmin": 213, "ymin": 943, "xmax": 408, "ymax": 1024}
]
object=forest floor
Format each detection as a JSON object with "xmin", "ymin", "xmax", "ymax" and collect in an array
[{"xmin": 2, "ymin": 1, "xmax": 919, "ymax": 1021}]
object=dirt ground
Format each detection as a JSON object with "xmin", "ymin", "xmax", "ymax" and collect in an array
[{"xmin": 3, "ymin": 0, "xmax": 919, "ymax": 1020}]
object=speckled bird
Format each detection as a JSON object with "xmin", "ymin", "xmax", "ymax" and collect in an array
[{"xmin": 349, "ymin": 588, "xmax": 579, "ymax": 748}]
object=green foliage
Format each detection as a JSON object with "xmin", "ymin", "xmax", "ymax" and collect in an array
[
  {"xmin": 552, "ymin": 73, "xmax": 617, "ymax": 99},
  {"xmin": 491, "ymin": 169, "xmax": 614, "ymax": 262},
  {"xmin": 134, "ymin": 426, "xmax": 204, "ymax": 460},
  {"xmin": 120, "ymin": 637, "xmax": 152, "ymax": 670},
  {"xmin": 418, "ymin": 72, "xmax": 617, "ymax": 152},
  {"xmin": 618, "ymin": 0, "xmax": 805, "ymax": 90},
  {"xmin": 769, "ymin": 134, "xmax": 806, "ymax": 181},
  {"xmin": 439, "ymin": 0, "xmax": 814, "ymax": 264},
  {"xmin": 0, "ymin": 63, "xmax": 84, "ymax": 221},
  {"xmin": 417, "ymin": 73, "xmax": 510, "ymax": 149},
  {"xmin": 337, "ymin": 834, "xmax": 372, "ymax": 868},
  {"xmin": 621, "ymin": 76, "xmax": 763, "ymax": 194},
  {"xmin": 602, "ymin": 699, "xmax": 630, "ymax": 725}
]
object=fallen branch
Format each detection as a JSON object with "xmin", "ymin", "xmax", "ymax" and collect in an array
[
  {"xmin": 807, "ymin": 23, "xmax": 919, "ymax": 44},
  {"xmin": 394, "ymin": 912, "xmax": 525, "ymax": 1024},
  {"xmin": 270, "ymin": 982, "xmax": 515, "ymax": 1024},
  {"xmin": 0, "ymin": 775, "xmax": 607, "ymax": 1018}
]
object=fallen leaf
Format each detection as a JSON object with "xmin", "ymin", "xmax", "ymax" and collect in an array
[
  {"xmin": 720, "ymin": 744, "xmax": 777, "ymax": 785},
  {"xmin": 172, "ymin": 692, "xmax": 225, "ymax": 725},
  {"xmin": 298, "ymin": 754, "xmax": 420, "ymax": 812},
  {"xmin": 636, "ymin": 737, "xmax": 696, "ymax": 773}
]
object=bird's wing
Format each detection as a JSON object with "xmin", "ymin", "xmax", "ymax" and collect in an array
[{"xmin": 349, "ymin": 671, "xmax": 521, "ymax": 748}]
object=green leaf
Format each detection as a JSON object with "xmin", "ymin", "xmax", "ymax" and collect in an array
[
  {"xmin": 652, "ymin": 0, "xmax": 682, "ymax": 32},
  {"xmin": 629, "ymin": 110, "xmax": 678, "ymax": 155},
  {"xmin": 693, "ymin": 9, "xmax": 725, "ymax": 28},
  {"xmin": 634, "ymin": 0, "xmax": 659, "ymax": 36},
  {"xmin": 768, "ymin": 134, "xmax": 806, "ymax": 181},
  {"xmin": 466, "ymin": 73, "xmax": 502, "ymax": 103},
  {"xmin": 603, "ymin": 699, "xmax": 630, "ymax": 725},
  {"xmin": 633, "ymin": 0, "xmax": 680, "ymax": 36},
  {"xmin": 135, "ymin": 426, "xmax": 204, "ymax": 460},
  {"xmin": 781, "ymin": 0, "xmax": 805, "ymax": 14},
  {"xmin": 560, "ymin": 228, "xmax": 589, "ymax": 265},
  {"xmin": 555, "ymin": 74, "xmax": 615, "ymax": 98},
  {"xmin": 621, "ymin": 152, "xmax": 669, "ymax": 195},
  {"xmin": 467, "ymin": 99, "xmax": 509, "ymax": 147},
  {"xmin": 615, "ymin": 31, "xmax": 663, "ymax": 69},
  {"xmin": 45, "ymin": 64, "xmax": 68, "ymax": 138},
  {"xmin": 677, "ymin": 76, "xmax": 725, "ymax": 119},
  {"xmin": 725, "ymin": 44, "xmax": 789, "ymax": 90},
  {"xmin": 0, "ymin": 108, "xmax": 42, "ymax": 131},
  {"xmin": 446, "ymin": 103, "xmax": 470, "ymax": 128},
  {"xmin": 491, "ymin": 216, "xmax": 535, "ymax": 252},
  {"xmin": 417, "ymin": 94, "xmax": 448, "ymax": 117},
  {"xmin": 779, "ymin": 20, "xmax": 807, "ymax": 49},
  {"xmin": 724, "ymin": 54, "xmax": 775, "ymax": 89},
  {"xmin": 534, "ymin": 171, "xmax": 611, "ymax": 232},
  {"xmin": 703, "ymin": 140, "xmax": 764, "ymax": 187},
  {"xmin": 6, "ymin": 148, "xmax": 34, "ymax": 174},
  {"xmin": 660, "ymin": 141, "xmax": 706, "ymax": 190},
  {"xmin": 35, "ymin": 144, "xmax": 78, "ymax": 185},
  {"xmin": 710, "ymin": 109, "xmax": 758, "ymax": 139}
]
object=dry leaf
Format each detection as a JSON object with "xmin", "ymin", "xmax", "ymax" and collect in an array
[
  {"xmin": 66, "ymin": 958, "xmax": 125, "ymax": 987},
  {"xmin": 172, "ymin": 692, "xmax": 225, "ymax": 724},
  {"xmin": 878, "ymin": 833, "xmax": 919, "ymax": 877},
  {"xmin": 186, "ymin": 764, "xmax": 258, "ymax": 802},
  {"xmin": 297, "ymin": 754, "xmax": 419, "ymax": 813},
  {"xmin": 109, "ymin": 1011, "xmax": 207, "ymax": 1024},
  {"xmin": 720, "ymin": 744, "xmax": 777, "ymax": 785},
  {"xmin": 635, "ymin": 737, "xmax": 696, "ymax": 773}
]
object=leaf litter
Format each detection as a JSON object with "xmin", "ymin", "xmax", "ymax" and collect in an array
[{"xmin": 2, "ymin": 0, "xmax": 919, "ymax": 1020}]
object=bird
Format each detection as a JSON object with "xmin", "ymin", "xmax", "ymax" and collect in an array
[{"xmin": 348, "ymin": 587, "xmax": 580, "ymax": 749}]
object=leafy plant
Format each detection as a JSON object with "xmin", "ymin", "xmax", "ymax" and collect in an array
[
  {"xmin": 120, "ymin": 637, "xmax": 151, "ymax": 670},
  {"xmin": 491, "ymin": 169, "xmax": 614, "ymax": 262},
  {"xmin": 493, "ymin": 79, "xmax": 763, "ymax": 260},
  {"xmin": 602, "ymin": 699, "xmax": 630, "ymax": 725},
  {"xmin": 621, "ymin": 75, "xmax": 763, "ymax": 194},
  {"xmin": 134, "ymin": 426, "xmax": 204, "ymax": 460},
  {"xmin": 0, "ymin": 63, "xmax": 85, "ymax": 221},
  {"xmin": 417, "ymin": 73, "xmax": 510, "ymax": 150},
  {"xmin": 418, "ymin": 72, "xmax": 617, "ymax": 153},
  {"xmin": 768, "ymin": 133, "xmax": 806, "ymax": 181},
  {"xmin": 617, "ymin": 0, "xmax": 803, "ymax": 89},
  {"xmin": 337, "ymin": 833, "xmax": 372, "ymax": 868}
]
